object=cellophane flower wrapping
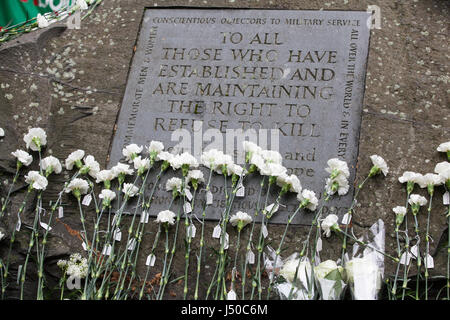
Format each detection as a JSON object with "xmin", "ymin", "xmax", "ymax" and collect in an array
[
  {"xmin": 345, "ymin": 219, "xmax": 385, "ymax": 300},
  {"xmin": 264, "ymin": 246, "xmax": 315, "ymax": 300},
  {"xmin": 314, "ymin": 260, "xmax": 347, "ymax": 300}
]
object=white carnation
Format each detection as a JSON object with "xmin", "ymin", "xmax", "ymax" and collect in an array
[
  {"xmin": 133, "ymin": 156, "xmax": 150, "ymax": 173},
  {"xmin": 112, "ymin": 163, "xmax": 134, "ymax": 176},
  {"xmin": 41, "ymin": 156, "xmax": 62, "ymax": 174},
  {"xmin": 95, "ymin": 169, "xmax": 116, "ymax": 183},
  {"xmin": 369, "ymin": 155, "xmax": 389, "ymax": 176},
  {"xmin": 157, "ymin": 151, "xmax": 174, "ymax": 162},
  {"xmin": 325, "ymin": 175, "xmax": 349, "ymax": 196},
  {"xmin": 435, "ymin": 162, "xmax": 450, "ymax": 181},
  {"xmin": 277, "ymin": 173, "xmax": 302, "ymax": 193},
  {"xmin": 166, "ymin": 177, "xmax": 182, "ymax": 192},
  {"xmin": 398, "ymin": 171, "xmax": 422, "ymax": 184},
  {"xmin": 321, "ymin": 214, "xmax": 339, "ymax": 237},
  {"xmin": 297, "ymin": 189, "xmax": 318, "ymax": 211},
  {"xmin": 243, "ymin": 141, "xmax": 262, "ymax": 156},
  {"xmin": 148, "ymin": 141, "xmax": 164, "ymax": 155},
  {"xmin": 187, "ymin": 170, "xmax": 204, "ymax": 184},
  {"xmin": 99, "ymin": 189, "xmax": 116, "ymax": 202},
  {"xmin": 156, "ymin": 210, "xmax": 176, "ymax": 225},
  {"xmin": 65, "ymin": 150, "xmax": 85, "ymax": 170},
  {"xmin": 169, "ymin": 152, "xmax": 199, "ymax": 170},
  {"xmin": 201, "ymin": 149, "xmax": 223, "ymax": 169},
  {"xmin": 11, "ymin": 149, "xmax": 33, "ymax": 166},
  {"xmin": 437, "ymin": 141, "xmax": 450, "ymax": 153},
  {"xmin": 392, "ymin": 206, "xmax": 407, "ymax": 216},
  {"xmin": 261, "ymin": 149, "xmax": 282, "ymax": 165},
  {"xmin": 66, "ymin": 178, "xmax": 89, "ymax": 195},
  {"xmin": 408, "ymin": 194, "xmax": 427, "ymax": 207},
  {"xmin": 417, "ymin": 173, "xmax": 444, "ymax": 188},
  {"xmin": 82, "ymin": 155, "xmax": 100, "ymax": 178},
  {"xmin": 25, "ymin": 171, "xmax": 48, "ymax": 190},
  {"xmin": 23, "ymin": 127, "xmax": 47, "ymax": 151},
  {"xmin": 280, "ymin": 258, "xmax": 312, "ymax": 285},
  {"xmin": 260, "ymin": 163, "xmax": 287, "ymax": 177},
  {"xmin": 325, "ymin": 158, "xmax": 350, "ymax": 179},
  {"xmin": 122, "ymin": 183, "xmax": 139, "ymax": 197},
  {"xmin": 122, "ymin": 144, "xmax": 143, "ymax": 163},
  {"xmin": 229, "ymin": 211, "xmax": 253, "ymax": 230}
]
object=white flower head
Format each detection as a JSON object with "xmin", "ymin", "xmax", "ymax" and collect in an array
[
  {"xmin": 148, "ymin": 141, "xmax": 164, "ymax": 157},
  {"xmin": 25, "ymin": 171, "xmax": 48, "ymax": 190},
  {"xmin": 314, "ymin": 260, "xmax": 344, "ymax": 280},
  {"xmin": 297, "ymin": 189, "xmax": 318, "ymax": 211},
  {"xmin": 36, "ymin": 13, "xmax": 49, "ymax": 28},
  {"xmin": 64, "ymin": 253, "xmax": 88, "ymax": 279},
  {"xmin": 122, "ymin": 144, "xmax": 143, "ymax": 163},
  {"xmin": 393, "ymin": 206, "xmax": 407, "ymax": 226},
  {"xmin": 112, "ymin": 163, "xmax": 134, "ymax": 182},
  {"xmin": 325, "ymin": 175, "xmax": 349, "ymax": 196},
  {"xmin": 213, "ymin": 153, "xmax": 233, "ymax": 175},
  {"xmin": 133, "ymin": 156, "xmax": 151, "ymax": 175},
  {"xmin": 96, "ymin": 169, "xmax": 116, "ymax": 184},
  {"xmin": 201, "ymin": 149, "xmax": 223, "ymax": 169},
  {"xmin": 242, "ymin": 141, "xmax": 262, "ymax": 159},
  {"xmin": 276, "ymin": 173, "xmax": 302, "ymax": 194},
  {"xmin": 435, "ymin": 162, "xmax": 450, "ymax": 183},
  {"xmin": 229, "ymin": 211, "xmax": 253, "ymax": 231},
  {"xmin": 81, "ymin": 155, "xmax": 100, "ymax": 179},
  {"xmin": 369, "ymin": 155, "xmax": 389, "ymax": 176},
  {"xmin": 228, "ymin": 163, "xmax": 245, "ymax": 177},
  {"xmin": 417, "ymin": 173, "xmax": 444, "ymax": 189},
  {"xmin": 260, "ymin": 163, "xmax": 287, "ymax": 178},
  {"xmin": 99, "ymin": 189, "xmax": 116, "ymax": 207},
  {"xmin": 166, "ymin": 177, "xmax": 182, "ymax": 194},
  {"xmin": 156, "ymin": 210, "xmax": 176, "ymax": 226},
  {"xmin": 169, "ymin": 152, "xmax": 199, "ymax": 174},
  {"xmin": 41, "ymin": 156, "xmax": 62, "ymax": 175},
  {"xmin": 321, "ymin": 214, "xmax": 339, "ymax": 237},
  {"xmin": 280, "ymin": 258, "xmax": 312, "ymax": 285},
  {"xmin": 122, "ymin": 183, "xmax": 139, "ymax": 197},
  {"xmin": 66, "ymin": 178, "xmax": 89, "ymax": 198},
  {"xmin": 11, "ymin": 149, "xmax": 33, "ymax": 167},
  {"xmin": 408, "ymin": 194, "xmax": 427, "ymax": 208},
  {"xmin": 186, "ymin": 170, "xmax": 204, "ymax": 189},
  {"xmin": 24, "ymin": 127, "xmax": 47, "ymax": 151},
  {"xmin": 437, "ymin": 141, "xmax": 450, "ymax": 153},
  {"xmin": 157, "ymin": 151, "xmax": 174, "ymax": 162},
  {"xmin": 66, "ymin": 150, "xmax": 85, "ymax": 170},
  {"xmin": 398, "ymin": 171, "xmax": 422, "ymax": 184},
  {"xmin": 325, "ymin": 158, "xmax": 350, "ymax": 179}
]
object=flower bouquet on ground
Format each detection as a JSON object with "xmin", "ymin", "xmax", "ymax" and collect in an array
[
  {"xmin": 314, "ymin": 260, "xmax": 346, "ymax": 300},
  {"xmin": 344, "ymin": 219, "xmax": 385, "ymax": 300}
]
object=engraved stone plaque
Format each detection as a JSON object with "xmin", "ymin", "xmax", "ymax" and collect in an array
[{"xmin": 108, "ymin": 8, "xmax": 371, "ymax": 225}]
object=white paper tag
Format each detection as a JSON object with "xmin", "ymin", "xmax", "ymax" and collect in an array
[
  {"xmin": 146, "ymin": 254, "xmax": 156, "ymax": 266},
  {"xmin": 227, "ymin": 290, "xmax": 237, "ymax": 300},
  {"xmin": 184, "ymin": 202, "xmax": 192, "ymax": 214},
  {"xmin": 223, "ymin": 233, "xmax": 229, "ymax": 250},
  {"xmin": 102, "ymin": 244, "xmax": 112, "ymax": 256},
  {"xmin": 425, "ymin": 254, "xmax": 434, "ymax": 269},
  {"xmin": 185, "ymin": 188, "xmax": 193, "ymax": 201},
  {"xmin": 316, "ymin": 237, "xmax": 323, "ymax": 253},
  {"xmin": 341, "ymin": 212, "xmax": 352, "ymax": 225},
  {"xmin": 206, "ymin": 191, "xmax": 213, "ymax": 205},
  {"xmin": 410, "ymin": 245, "xmax": 419, "ymax": 259},
  {"xmin": 58, "ymin": 206, "xmax": 64, "ymax": 218},
  {"xmin": 40, "ymin": 222, "xmax": 52, "ymax": 231},
  {"xmin": 265, "ymin": 203, "xmax": 279, "ymax": 215},
  {"xmin": 400, "ymin": 251, "xmax": 411, "ymax": 265},
  {"xmin": 212, "ymin": 224, "xmax": 221, "ymax": 238},
  {"xmin": 82, "ymin": 194, "xmax": 92, "ymax": 206},
  {"xmin": 127, "ymin": 239, "xmax": 136, "ymax": 251},
  {"xmin": 262, "ymin": 224, "xmax": 268, "ymax": 238},
  {"xmin": 444, "ymin": 191, "xmax": 450, "ymax": 205},
  {"xmin": 236, "ymin": 183, "xmax": 245, "ymax": 197},
  {"xmin": 247, "ymin": 250, "xmax": 255, "ymax": 264},
  {"xmin": 82, "ymin": 242, "xmax": 88, "ymax": 251},
  {"xmin": 114, "ymin": 228, "xmax": 122, "ymax": 241},
  {"xmin": 140, "ymin": 211, "xmax": 149, "ymax": 224},
  {"xmin": 187, "ymin": 224, "xmax": 196, "ymax": 238}
]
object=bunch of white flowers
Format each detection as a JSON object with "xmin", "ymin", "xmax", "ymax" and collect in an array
[
  {"xmin": 314, "ymin": 260, "xmax": 346, "ymax": 300},
  {"xmin": 57, "ymin": 253, "xmax": 88, "ymax": 279}
]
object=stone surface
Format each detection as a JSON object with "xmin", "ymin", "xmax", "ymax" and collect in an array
[
  {"xmin": 0, "ymin": 0, "xmax": 448, "ymax": 300},
  {"xmin": 109, "ymin": 8, "xmax": 371, "ymax": 224}
]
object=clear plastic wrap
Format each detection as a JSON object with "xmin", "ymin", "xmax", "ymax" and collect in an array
[
  {"xmin": 314, "ymin": 260, "xmax": 346, "ymax": 300},
  {"xmin": 344, "ymin": 219, "xmax": 385, "ymax": 300}
]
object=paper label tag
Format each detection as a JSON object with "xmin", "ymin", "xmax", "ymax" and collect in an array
[
  {"xmin": 82, "ymin": 194, "xmax": 92, "ymax": 206},
  {"xmin": 185, "ymin": 188, "xmax": 193, "ymax": 201},
  {"xmin": 140, "ymin": 211, "xmax": 149, "ymax": 224},
  {"xmin": 40, "ymin": 222, "xmax": 52, "ymax": 231},
  {"xmin": 127, "ymin": 239, "xmax": 136, "ymax": 251},
  {"xmin": 184, "ymin": 202, "xmax": 192, "ymax": 214},
  {"xmin": 206, "ymin": 191, "xmax": 213, "ymax": 205},
  {"xmin": 265, "ymin": 203, "xmax": 279, "ymax": 215},
  {"xmin": 187, "ymin": 224, "xmax": 196, "ymax": 238},
  {"xmin": 316, "ymin": 237, "xmax": 323, "ymax": 253},
  {"xmin": 262, "ymin": 224, "xmax": 268, "ymax": 238},
  {"xmin": 425, "ymin": 254, "xmax": 434, "ymax": 269},
  {"xmin": 16, "ymin": 215, "xmax": 21, "ymax": 232},
  {"xmin": 341, "ymin": 213, "xmax": 351, "ymax": 225},
  {"xmin": 410, "ymin": 245, "xmax": 419, "ymax": 259},
  {"xmin": 82, "ymin": 242, "xmax": 88, "ymax": 251},
  {"xmin": 227, "ymin": 290, "xmax": 237, "ymax": 300},
  {"xmin": 102, "ymin": 244, "xmax": 112, "ymax": 256},
  {"xmin": 212, "ymin": 225, "xmax": 221, "ymax": 238},
  {"xmin": 400, "ymin": 251, "xmax": 411, "ymax": 265},
  {"xmin": 114, "ymin": 228, "xmax": 122, "ymax": 241},
  {"xmin": 444, "ymin": 191, "xmax": 450, "ymax": 205},
  {"xmin": 223, "ymin": 233, "xmax": 229, "ymax": 250},
  {"xmin": 247, "ymin": 250, "xmax": 255, "ymax": 264},
  {"xmin": 146, "ymin": 254, "xmax": 156, "ymax": 266},
  {"xmin": 58, "ymin": 206, "xmax": 64, "ymax": 218},
  {"xmin": 236, "ymin": 183, "xmax": 245, "ymax": 197}
]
